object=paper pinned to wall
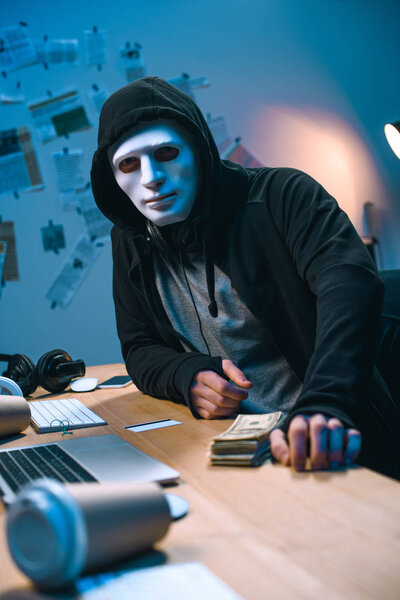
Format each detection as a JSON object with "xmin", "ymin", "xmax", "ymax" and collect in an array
[
  {"xmin": 28, "ymin": 89, "xmax": 91, "ymax": 143},
  {"xmin": 52, "ymin": 149, "xmax": 86, "ymax": 210},
  {"xmin": 206, "ymin": 113, "xmax": 231, "ymax": 153},
  {"xmin": 0, "ymin": 221, "xmax": 19, "ymax": 281},
  {"xmin": 168, "ymin": 74, "xmax": 210, "ymax": 102},
  {"xmin": 41, "ymin": 220, "xmax": 66, "ymax": 254},
  {"xmin": 0, "ymin": 126, "xmax": 43, "ymax": 197},
  {"xmin": 221, "ymin": 138, "xmax": 264, "ymax": 168},
  {"xmin": 88, "ymin": 84, "xmax": 109, "ymax": 113},
  {"xmin": 84, "ymin": 28, "xmax": 107, "ymax": 68},
  {"xmin": 34, "ymin": 38, "xmax": 79, "ymax": 66},
  {"xmin": 0, "ymin": 91, "xmax": 25, "ymax": 105},
  {"xmin": 0, "ymin": 241, "xmax": 7, "ymax": 296},
  {"xmin": 119, "ymin": 43, "xmax": 146, "ymax": 82},
  {"xmin": 45, "ymin": 234, "xmax": 102, "ymax": 309},
  {"xmin": 0, "ymin": 24, "xmax": 38, "ymax": 72},
  {"xmin": 76, "ymin": 187, "xmax": 112, "ymax": 242}
]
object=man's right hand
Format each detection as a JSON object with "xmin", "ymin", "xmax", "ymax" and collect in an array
[{"xmin": 190, "ymin": 359, "xmax": 252, "ymax": 419}]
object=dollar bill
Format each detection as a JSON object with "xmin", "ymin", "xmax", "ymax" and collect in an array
[
  {"xmin": 212, "ymin": 412, "xmax": 284, "ymax": 443},
  {"xmin": 209, "ymin": 412, "xmax": 284, "ymax": 467}
]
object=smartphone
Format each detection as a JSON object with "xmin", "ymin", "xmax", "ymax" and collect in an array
[{"xmin": 97, "ymin": 375, "xmax": 132, "ymax": 389}]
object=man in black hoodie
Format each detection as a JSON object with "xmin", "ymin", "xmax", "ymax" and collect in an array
[{"xmin": 91, "ymin": 77, "xmax": 400, "ymax": 479}]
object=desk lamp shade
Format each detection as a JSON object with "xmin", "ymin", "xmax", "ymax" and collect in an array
[{"xmin": 384, "ymin": 121, "xmax": 400, "ymax": 159}]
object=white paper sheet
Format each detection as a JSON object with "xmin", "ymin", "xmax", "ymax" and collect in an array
[
  {"xmin": 52, "ymin": 149, "xmax": 86, "ymax": 210},
  {"xmin": 76, "ymin": 188, "xmax": 112, "ymax": 242},
  {"xmin": 206, "ymin": 114, "xmax": 231, "ymax": 152},
  {"xmin": 119, "ymin": 43, "xmax": 145, "ymax": 82},
  {"xmin": 34, "ymin": 38, "xmax": 79, "ymax": 66},
  {"xmin": 76, "ymin": 562, "xmax": 243, "ymax": 600},
  {"xmin": 0, "ymin": 241, "xmax": 7, "ymax": 296},
  {"xmin": 88, "ymin": 85, "xmax": 109, "ymax": 113},
  {"xmin": 0, "ymin": 25, "xmax": 37, "ymax": 72},
  {"xmin": 45, "ymin": 235, "xmax": 102, "ymax": 309},
  {"xmin": 84, "ymin": 29, "xmax": 107, "ymax": 67}
]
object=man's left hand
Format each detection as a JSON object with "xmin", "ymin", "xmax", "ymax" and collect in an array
[{"xmin": 269, "ymin": 413, "xmax": 362, "ymax": 471}]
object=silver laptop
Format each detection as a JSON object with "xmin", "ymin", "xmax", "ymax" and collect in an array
[{"xmin": 0, "ymin": 433, "xmax": 180, "ymax": 506}]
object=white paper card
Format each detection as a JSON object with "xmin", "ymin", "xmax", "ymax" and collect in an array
[
  {"xmin": 76, "ymin": 562, "xmax": 243, "ymax": 599},
  {"xmin": 126, "ymin": 419, "xmax": 182, "ymax": 433}
]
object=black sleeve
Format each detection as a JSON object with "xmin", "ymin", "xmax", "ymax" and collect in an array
[
  {"xmin": 268, "ymin": 169, "xmax": 385, "ymax": 430},
  {"xmin": 111, "ymin": 227, "xmax": 225, "ymax": 416}
]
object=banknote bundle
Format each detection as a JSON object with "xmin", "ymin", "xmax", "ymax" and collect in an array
[{"xmin": 209, "ymin": 412, "xmax": 284, "ymax": 466}]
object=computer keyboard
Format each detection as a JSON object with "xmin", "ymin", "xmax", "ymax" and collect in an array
[
  {"xmin": 0, "ymin": 444, "xmax": 97, "ymax": 497},
  {"xmin": 29, "ymin": 398, "xmax": 107, "ymax": 433}
]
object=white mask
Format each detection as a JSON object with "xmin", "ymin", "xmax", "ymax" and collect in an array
[{"xmin": 108, "ymin": 119, "xmax": 199, "ymax": 227}]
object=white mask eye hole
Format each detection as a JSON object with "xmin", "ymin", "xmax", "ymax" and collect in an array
[
  {"xmin": 154, "ymin": 146, "xmax": 179, "ymax": 162},
  {"xmin": 118, "ymin": 156, "xmax": 140, "ymax": 173}
]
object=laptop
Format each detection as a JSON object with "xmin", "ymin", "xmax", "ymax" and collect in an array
[{"xmin": 0, "ymin": 433, "xmax": 180, "ymax": 506}]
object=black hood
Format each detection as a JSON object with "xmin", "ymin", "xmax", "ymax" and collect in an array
[
  {"xmin": 91, "ymin": 76, "xmax": 250, "ymax": 317},
  {"xmin": 91, "ymin": 76, "xmax": 234, "ymax": 240}
]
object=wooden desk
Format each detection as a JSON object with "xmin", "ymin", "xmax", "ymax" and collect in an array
[{"xmin": 1, "ymin": 364, "xmax": 400, "ymax": 599}]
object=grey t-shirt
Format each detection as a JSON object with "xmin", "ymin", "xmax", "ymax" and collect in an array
[{"xmin": 152, "ymin": 252, "xmax": 302, "ymax": 416}]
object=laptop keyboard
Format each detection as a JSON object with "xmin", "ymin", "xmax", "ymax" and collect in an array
[{"xmin": 0, "ymin": 444, "xmax": 97, "ymax": 496}]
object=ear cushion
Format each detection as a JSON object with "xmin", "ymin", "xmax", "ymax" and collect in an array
[
  {"xmin": 36, "ymin": 349, "xmax": 73, "ymax": 394},
  {"xmin": 2, "ymin": 354, "xmax": 37, "ymax": 397}
]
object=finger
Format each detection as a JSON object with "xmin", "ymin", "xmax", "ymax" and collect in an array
[
  {"xmin": 343, "ymin": 429, "xmax": 362, "ymax": 465},
  {"xmin": 191, "ymin": 397, "xmax": 239, "ymax": 419},
  {"xmin": 327, "ymin": 418, "xmax": 345, "ymax": 468},
  {"xmin": 196, "ymin": 371, "xmax": 249, "ymax": 402},
  {"xmin": 288, "ymin": 415, "xmax": 309, "ymax": 471},
  {"xmin": 192, "ymin": 382, "xmax": 241, "ymax": 408},
  {"xmin": 270, "ymin": 429, "xmax": 290, "ymax": 465},
  {"xmin": 309, "ymin": 414, "xmax": 328, "ymax": 470},
  {"xmin": 222, "ymin": 359, "xmax": 252, "ymax": 388}
]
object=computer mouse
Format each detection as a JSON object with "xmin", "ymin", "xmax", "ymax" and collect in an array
[{"xmin": 70, "ymin": 377, "xmax": 98, "ymax": 392}]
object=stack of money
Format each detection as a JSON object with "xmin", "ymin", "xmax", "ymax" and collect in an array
[{"xmin": 209, "ymin": 412, "xmax": 284, "ymax": 466}]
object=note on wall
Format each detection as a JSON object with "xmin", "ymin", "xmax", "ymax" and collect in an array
[
  {"xmin": 34, "ymin": 39, "xmax": 79, "ymax": 66},
  {"xmin": 0, "ymin": 221, "xmax": 19, "ymax": 281},
  {"xmin": 28, "ymin": 89, "xmax": 91, "ymax": 143},
  {"xmin": 45, "ymin": 234, "xmax": 102, "ymax": 309},
  {"xmin": 88, "ymin": 84, "xmax": 109, "ymax": 113},
  {"xmin": 41, "ymin": 220, "xmax": 66, "ymax": 254},
  {"xmin": 222, "ymin": 141, "xmax": 263, "ymax": 168},
  {"xmin": 206, "ymin": 114, "xmax": 231, "ymax": 153},
  {"xmin": 119, "ymin": 43, "xmax": 146, "ymax": 82},
  {"xmin": 0, "ymin": 126, "xmax": 43, "ymax": 197},
  {"xmin": 168, "ymin": 74, "xmax": 209, "ymax": 102},
  {"xmin": 76, "ymin": 188, "xmax": 112, "ymax": 242},
  {"xmin": 84, "ymin": 28, "xmax": 107, "ymax": 68},
  {"xmin": 0, "ymin": 25, "xmax": 38, "ymax": 72},
  {"xmin": 52, "ymin": 149, "xmax": 86, "ymax": 210},
  {"xmin": 0, "ymin": 241, "xmax": 7, "ymax": 296}
]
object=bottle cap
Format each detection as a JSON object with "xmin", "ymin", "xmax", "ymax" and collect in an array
[{"xmin": 6, "ymin": 479, "xmax": 87, "ymax": 589}]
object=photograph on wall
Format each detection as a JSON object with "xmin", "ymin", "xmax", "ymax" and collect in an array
[
  {"xmin": 27, "ymin": 89, "xmax": 91, "ymax": 143},
  {"xmin": 0, "ymin": 221, "xmax": 19, "ymax": 281},
  {"xmin": 0, "ymin": 126, "xmax": 43, "ymax": 197}
]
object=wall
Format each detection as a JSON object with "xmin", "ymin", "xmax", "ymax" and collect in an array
[{"xmin": 1, "ymin": 0, "xmax": 399, "ymax": 367}]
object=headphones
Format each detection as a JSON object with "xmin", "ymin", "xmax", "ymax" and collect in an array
[{"xmin": 0, "ymin": 350, "xmax": 85, "ymax": 396}]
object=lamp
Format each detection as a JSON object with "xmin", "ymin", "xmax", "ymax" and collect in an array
[{"xmin": 384, "ymin": 121, "xmax": 400, "ymax": 159}]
